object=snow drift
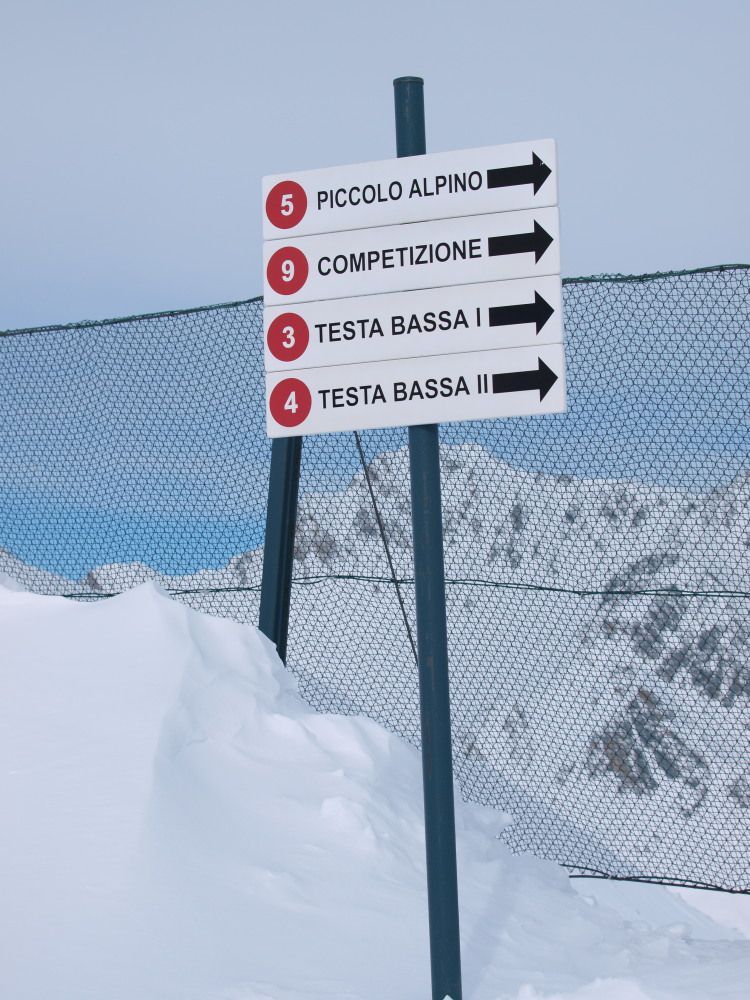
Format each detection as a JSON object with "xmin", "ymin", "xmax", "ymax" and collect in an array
[
  {"xmin": 4, "ymin": 444, "xmax": 750, "ymax": 891},
  {"xmin": 8, "ymin": 442, "xmax": 747, "ymax": 890},
  {"xmin": 1, "ymin": 579, "xmax": 749, "ymax": 999}
]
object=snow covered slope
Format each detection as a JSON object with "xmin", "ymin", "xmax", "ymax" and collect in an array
[
  {"xmin": 0, "ymin": 547, "xmax": 74, "ymax": 594},
  {"xmin": 2, "ymin": 444, "xmax": 748, "ymax": 888},
  {"xmin": 2, "ymin": 579, "xmax": 750, "ymax": 999},
  {"xmin": 285, "ymin": 445, "xmax": 750, "ymax": 888}
]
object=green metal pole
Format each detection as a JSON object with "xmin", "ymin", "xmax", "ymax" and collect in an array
[
  {"xmin": 258, "ymin": 435, "xmax": 302, "ymax": 663},
  {"xmin": 394, "ymin": 75, "xmax": 463, "ymax": 1000}
]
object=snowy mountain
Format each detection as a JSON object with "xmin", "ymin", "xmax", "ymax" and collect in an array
[
  {"xmin": 3, "ymin": 443, "xmax": 749, "ymax": 888},
  {"xmin": 0, "ymin": 547, "xmax": 74, "ymax": 595},
  {"xmin": 285, "ymin": 445, "xmax": 750, "ymax": 887}
]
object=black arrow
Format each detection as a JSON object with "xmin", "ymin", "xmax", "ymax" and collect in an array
[
  {"xmin": 488, "ymin": 292, "xmax": 555, "ymax": 334},
  {"xmin": 488, "ymin": 221, "xmax": 553, "ymax": 263},
  {"xmin": 492, "ymin": 357, "xmax": 559, "ymax": 402},
  {"xmin": 487, "ymin": 152, "xmax": 552, "ymax": 195}
]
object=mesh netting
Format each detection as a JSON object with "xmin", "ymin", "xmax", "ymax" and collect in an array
[{"xmin": 2, "ymin": 264, "xmax": 749, "ymax": 892}]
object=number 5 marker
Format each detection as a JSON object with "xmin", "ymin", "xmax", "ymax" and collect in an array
[{"xmin": 265, "ymin": 180, "xmax": 308, "ymax": 230}]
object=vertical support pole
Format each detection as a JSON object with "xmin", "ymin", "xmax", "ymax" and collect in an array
[
  {"xmin": 258, "ymin": 436, "xmax": 302, "ymax": 663},
  {"xmin": 394, "ymin": 76, "xmax": 463, "ymax": 1000}
]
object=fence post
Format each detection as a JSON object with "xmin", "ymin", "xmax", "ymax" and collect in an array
[
  {"xmin": 394, "ymin": 75, "xmax": 463, "ymax": 1000},
  {"xmin": 258, "ymin": 436, "xmax": 302, "ymax": 663}
]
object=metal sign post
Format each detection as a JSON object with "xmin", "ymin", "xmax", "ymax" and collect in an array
[
  {"xmin": 394, "ymin": 75, "xmax": 463, "ymax": 1000},
  {"xmin": 261, "ymin": 77, "xmax": 565, "ymax": 998}
]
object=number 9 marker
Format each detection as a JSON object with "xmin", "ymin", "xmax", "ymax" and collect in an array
[{"xmin": 265, "ymin": 246, "xmax": 309, "ymax": 295}]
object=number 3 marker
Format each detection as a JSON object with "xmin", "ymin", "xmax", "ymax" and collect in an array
[
  {"xmin": 267, "ymin": 312, "xmax": 309, "ymax": 362},
  {"xmin": 269, "ymin": 377, "xmax": 312, "ymax": 428}
]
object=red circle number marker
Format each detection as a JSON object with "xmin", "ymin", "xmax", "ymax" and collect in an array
[
  {"xmin": 267, "ymin": 312, "xmax": 309, "ymax": 363},
  {"xmin": 266, "ymin": 246, "xmax": 309, "ymax": 296},
  {"xmin": 269, "ymin": 378, "xmax": 312, "ymax": 428},
  {"xmin": 265, "ymin": 180, "xmax": 308, "ymax": 230}
]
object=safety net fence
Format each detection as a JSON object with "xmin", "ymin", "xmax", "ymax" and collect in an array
[{"xmin": 2, "ymin": 264, "xmax": 749, "ymax": 892}]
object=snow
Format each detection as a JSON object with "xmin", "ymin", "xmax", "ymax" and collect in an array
[
  {"xmin": 14, "ymin": 444, "xmax": 746, "ymax": 895},
  {"xmin": 2, "ymin": 578, "xmax": 750, "ymax": 998},
  {"xmin": 668, "ymin": 887, "xmax": 750, "ymax": 940},
  {"xmin": 0, "ymin": 569, "xmax": 27, "ymax": 591}
]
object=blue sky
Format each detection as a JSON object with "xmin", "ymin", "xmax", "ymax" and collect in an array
[
  {"xmin": 1, "ymin": 0, "xmax": 749, "ymax": 330},
  {"xmin": 1, "ymin": 2, "xmax": 748, "ymax": 579}
]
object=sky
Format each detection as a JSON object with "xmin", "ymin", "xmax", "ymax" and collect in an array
[{"xmin": 1, "ymin": 0, "xmax": 748, "ymax": 331}]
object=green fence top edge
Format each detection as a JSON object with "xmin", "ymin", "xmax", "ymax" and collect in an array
[
  {"xmin": 2, "ymin": 263, "xmax": 749, "ymax": 338},
  {"xmin": 0, "ymin": 294, "xmax": 264, "ymax": 338},
  {"xmin": 563, "ymin": 262, "xmax": 750, "ymax": 285}
]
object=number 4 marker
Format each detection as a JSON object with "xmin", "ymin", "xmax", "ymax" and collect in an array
[{"xmin": 269, "ymin": 377, "xmax": 312, "ymax": 428}]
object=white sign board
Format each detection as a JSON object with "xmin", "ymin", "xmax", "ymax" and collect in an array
[
  {"xmin": 263, "ymin": 139, "xmax": 557, "ymax": 239},
  {"xmin": 263, "ymin": 207, "xmax": 560, "ymax": 306},
  {"xmin": 265, "ymin": 344, "xmax": 566, "ymax": 437},
  {"xmin": 263, "ymin": 275, "xmax": 563, "ymax": 372}
]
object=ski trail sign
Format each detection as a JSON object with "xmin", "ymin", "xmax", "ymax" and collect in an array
[
  {"xmin": 262, "ymin": 137, "xmax": 566, "ymax": 437},
  {"xmin": 265, "ymin": 344, "xmax": 565, "ymax": 437},
  {"xmin": 264, "ymin": 275, "xmax": 562, "ymax": 372},
  {"xmin": 263, "ymin": 207, "xmax": 560, "ymax": 306},
  {"xmin": 263, "ymin": 139, "xmax": 557, "ymax": 239}
]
